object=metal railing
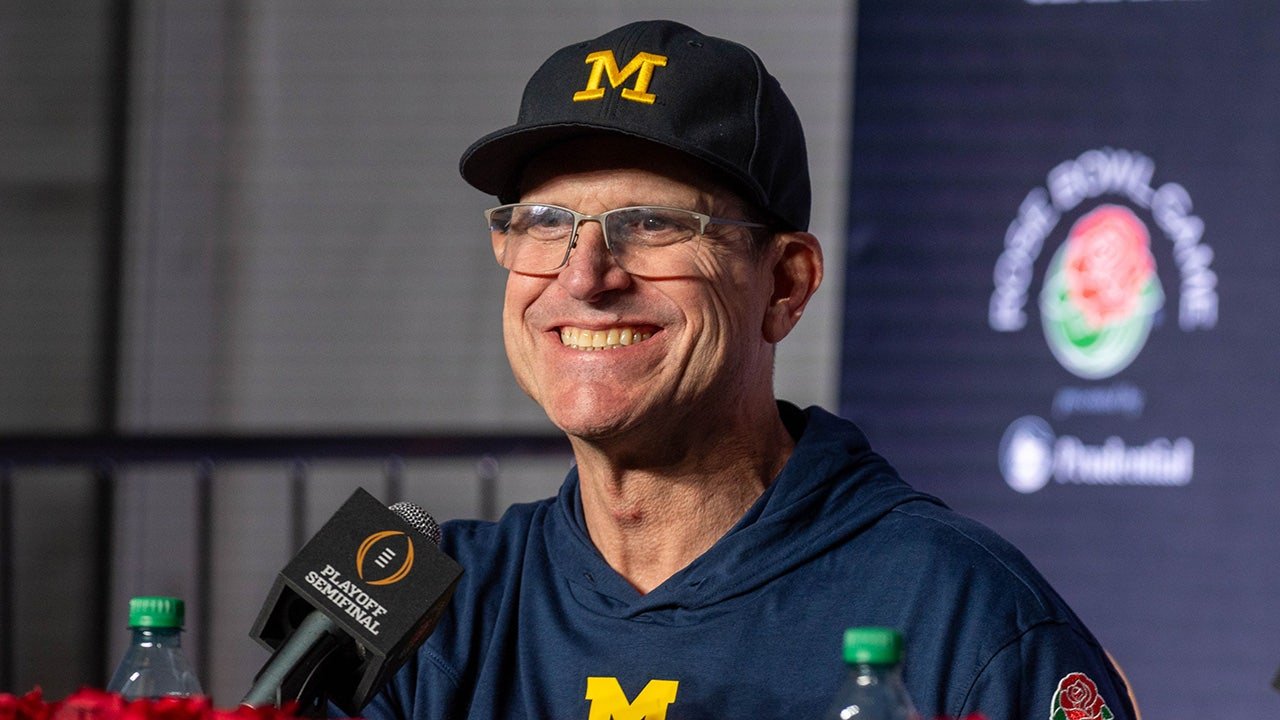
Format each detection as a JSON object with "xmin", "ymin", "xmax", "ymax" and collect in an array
[{"xmin": 0, "ymin": 431, "xmax": 571, "ymax": 693}]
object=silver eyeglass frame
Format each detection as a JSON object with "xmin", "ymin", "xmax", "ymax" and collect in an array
[{"xmin": 485, "ymin": 202, "xmax": 770, "ymax": 274}]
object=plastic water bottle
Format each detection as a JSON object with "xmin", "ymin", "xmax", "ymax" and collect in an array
[
  {"xmin": 106, "ymin": 596, "xmax": 204, "ymax": 698},
  {"xmin": 825, "ymin": 627, "xmax": 919, "ymax": 720}
]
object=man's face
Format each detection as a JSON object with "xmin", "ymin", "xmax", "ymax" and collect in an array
[{"xmin": 500, "ymin": 139, "xmax": 781, "ymax": 448}]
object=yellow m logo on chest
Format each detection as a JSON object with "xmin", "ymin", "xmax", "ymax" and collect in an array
[
  {"xmin": 585, "ymin": 677, "xmax": 679, "ymax": 720},
  {"xmin": 573, "ymin": 51, "xmax": 668, "ymax": 105}
]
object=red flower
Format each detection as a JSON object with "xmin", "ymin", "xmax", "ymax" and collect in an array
[
  {"xmin": 1062, "ymin": 205, "xmax": 1155, "ymax": 330},
  {"xmin": 0, "ymin": 689, "xmax": 318, "ymax": 720},
  {"xmin": 51, "ymin": 689, "xmax": 126, "ymax": 720},
  {"xmin": 1054, "ymin": 672, "xmax": 1109, "ymax": 720},
  {"xmin": 0, "ymin": 688, "xmax": 50, "ymax": 720},
  {"xmin": 122, "ymin": 695, "xmax": 212, "ymax": 720}
]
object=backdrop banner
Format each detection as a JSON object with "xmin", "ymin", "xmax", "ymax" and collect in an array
[{"xmin": 841, "ymin": 2, "xmax": 1280, "ymax": 716}]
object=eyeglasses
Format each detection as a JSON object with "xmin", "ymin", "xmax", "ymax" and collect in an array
[{"xmin": 485, "ymin": 203, "xmax": 769, "ymax": 276}]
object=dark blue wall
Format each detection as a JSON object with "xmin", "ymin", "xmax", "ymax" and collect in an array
[{"xmin": 842, "ymin": 2, "xmax": 1280, "ymax": 716}]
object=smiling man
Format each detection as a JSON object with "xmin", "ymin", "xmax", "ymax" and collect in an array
[
  {"xmin": 360, "ymin": 20, "xmax": 1137, "ymax": 720},
  {"xmin": 490, "ymin": 135, "xmax": 819, "ymax": 595}
]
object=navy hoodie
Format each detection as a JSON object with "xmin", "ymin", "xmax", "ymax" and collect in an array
[{"xmin": 361, "ymin": 404, "xmax": 1135, "ymax": 720}]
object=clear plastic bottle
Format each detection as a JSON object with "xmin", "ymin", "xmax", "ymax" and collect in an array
[
  {"xmin": 106, "ymin": 596, "xmax": 204, "ymax": 699},
  {"xmin": 825, "ymin": 627, "xmax": 920, "ymax": 720}
]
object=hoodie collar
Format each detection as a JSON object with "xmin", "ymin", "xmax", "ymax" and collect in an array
[{"xmin": 543, "ymin": 403, "xmax": 944, "ymax": 619}]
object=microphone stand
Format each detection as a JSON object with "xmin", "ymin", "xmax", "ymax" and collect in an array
[{"xmin": 241, "ymin": 611, "xmax": 351, "ymax": 717}]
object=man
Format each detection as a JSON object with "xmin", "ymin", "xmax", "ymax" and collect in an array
[{"xmin": 364, "ymin": 20, "xmax": 1137, "ymax": 720}]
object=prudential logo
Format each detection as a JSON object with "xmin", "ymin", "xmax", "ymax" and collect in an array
[
  {"xmin": 999, "ymin": 416, "xmax": 1056, "ymax": 494},
  {"xmin": 999, "ymin": 415, "xmax": 1194, "ymax": 493},
  {"xmin": 989, "ymin": 148, "xmax": 1217, "ymax": 493}
]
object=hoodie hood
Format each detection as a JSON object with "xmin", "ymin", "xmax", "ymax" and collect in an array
[{"xmin": 542, "ymin": 403, "xmax": 946, "ymax": 620}]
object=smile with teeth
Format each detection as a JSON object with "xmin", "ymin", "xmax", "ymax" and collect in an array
[{"xmin": 559, "ymin": 326, "xmax": 654, "ymax": 350}]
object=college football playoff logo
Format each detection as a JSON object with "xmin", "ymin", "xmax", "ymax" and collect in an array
[{"xmin": 356, "ymin": 530, "xmax": 415, "ymax": 586}]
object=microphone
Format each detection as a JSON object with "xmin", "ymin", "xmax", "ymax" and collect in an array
[{"xmin": 242, "ymin": 487, "xmax": 463, "ymax": 716}]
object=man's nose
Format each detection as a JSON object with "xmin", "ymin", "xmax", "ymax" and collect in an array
[{"xmin": 556, "ymin": 221, "xmax": 632, "ymax": 300}]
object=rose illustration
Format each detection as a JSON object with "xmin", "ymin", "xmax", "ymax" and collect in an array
[
  {"xmin": 1052, "ymin": 672, "xmax": 1113, "ymax": 720},
  {"xmin": 1039, "ymin": 204, "xmax": 1164, "ymax": 379},
  {"xmin": 1063, "ymin": 205, "xmax": 1155, "ymax": 330}
]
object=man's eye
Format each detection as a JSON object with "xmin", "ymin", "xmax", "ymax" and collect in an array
[
  {"xmin": 619, "ymin": 210, "xmax": 696, "ymax": 237},
  {"xmin": 530, "ymin": 213, "xmax": 568, "ymax": 228},
  {"xmin": 514, "ymin": 208, "xmax": 571, "ymax": 235},
  {"xmin": 639, "ymin": 215, "xmax": 678, "ymax": 232}
]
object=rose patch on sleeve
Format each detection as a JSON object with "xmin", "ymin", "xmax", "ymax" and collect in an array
[{"xmin": 1051, "ymin": 672, "xmax": 1114, "ymax": 720}]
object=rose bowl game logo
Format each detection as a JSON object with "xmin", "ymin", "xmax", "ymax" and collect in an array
[
  {"xmin": 989, "ymin": 148, "xmax": 1216, "ymax": 492},
  {"xmin": 1051, "ymin": 672, "xmax": 1114, "ymax": 720},
  {"xmin": 989, "ymin": 147, "xmax": 1218, "ymax": 375},
  {"xmin": 1040, "ymin": 205, "xmax": 1164, "ymax": 379}
]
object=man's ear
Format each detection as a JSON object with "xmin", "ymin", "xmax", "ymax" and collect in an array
[{"xmin": 763, "ymin": 231, "xmax": 823, "ymax": 344}]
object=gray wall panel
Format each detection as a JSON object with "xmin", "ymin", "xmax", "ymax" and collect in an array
[{"xmin": 2, "ymin": 1, "xmax": 851, "ymax": 704}]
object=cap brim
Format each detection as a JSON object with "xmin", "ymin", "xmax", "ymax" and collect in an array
[{"xmin": 459, "ymin": 121, "xmax": 768, "ymax": 208}]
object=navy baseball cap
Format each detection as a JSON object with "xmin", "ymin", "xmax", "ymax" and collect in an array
[{"xmin": 459, "ymin": 20, "xmax": 811, "ymax": 231}]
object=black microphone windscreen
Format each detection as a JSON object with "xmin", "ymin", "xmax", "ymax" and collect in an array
[{"xmin": 388, "ymin": 501, "xmax": 441, "ymax": 546}]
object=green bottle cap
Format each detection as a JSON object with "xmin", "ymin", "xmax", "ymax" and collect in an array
[
  {"xmin": 127, "ymin": 596, "xmax": 185, "ymax": 629},
  {"xmin": 842, "ymin": 626, "xmax": 904, "ymax": 666}
]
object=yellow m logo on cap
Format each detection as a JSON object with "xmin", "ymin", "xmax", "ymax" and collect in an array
[
  {"xmin": 585, "ymin": 677, "xmax": 679, "ymax": 720},
  {"xmin": 573, "ymin": 50, "xmax": 668, "ymax": 105}
]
